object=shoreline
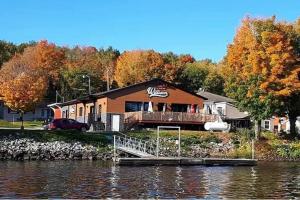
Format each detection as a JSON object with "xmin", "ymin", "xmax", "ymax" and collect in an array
[{"xmin": 1, "ymin": 138, "xmax": 300, "ymax": 162}]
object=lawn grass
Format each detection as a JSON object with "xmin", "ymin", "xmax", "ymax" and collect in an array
[
  {"xmin": 0, "ymin": 129, "xmax": 111, "ymax": 147},
  {"xmin": 0, "ymin": 120, "xmax": 43, "ymax": 128},
  {"xmin": 127, "ymin": 129, "xmax": 233, "ymax": 141}
]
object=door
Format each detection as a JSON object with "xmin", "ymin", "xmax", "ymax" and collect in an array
[{"xmin": 112, "ymin": 115, "xmax": 120, "ymax": 131}]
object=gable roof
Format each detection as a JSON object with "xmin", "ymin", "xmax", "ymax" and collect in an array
[
  {"xmin": 53, "ymin": 78, "xmax": 207, "ymax": 107},
  {"xmin": 197, "ymin": 91, "xmax": 234, "ymax": 103},
  {"xmin": 225, "ymin": 103, "xmax": 249, "ymax": 120},
  {"xmin": 92, "ymin": 78, "xmax": 208, "ymax": 100}
]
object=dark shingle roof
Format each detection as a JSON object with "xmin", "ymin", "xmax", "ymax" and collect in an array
[
  {"xmin": 197, "ymin": 91, "xmax": 234, "ymax": 103},
  {"xmin": 93, "ymin": 78, "xmax": 207, "ymax": 100},
  {"xmin": 52, "ymin": 78, "xmax": 207, "ymax": 107}
]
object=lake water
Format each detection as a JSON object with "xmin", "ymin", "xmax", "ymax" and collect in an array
[{"xmin": 0, "ymin": 161, "xmax": 299, "ymax": 199}]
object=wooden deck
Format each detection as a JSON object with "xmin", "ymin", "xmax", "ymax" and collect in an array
[
  {"xmin": 116, "ymin": 157, "xmax": 257, "ymax": 166},
  {"xmin": 124, "ymin": 111, "xmax": 218, "ymax": 125}
]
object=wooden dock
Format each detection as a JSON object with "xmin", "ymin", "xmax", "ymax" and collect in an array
[{"xmin": 116, "ymin": 157, "xmax": 257, "ymax": 166}]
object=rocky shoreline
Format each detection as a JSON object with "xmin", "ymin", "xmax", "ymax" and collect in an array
[
  {"xmin": 0, "ymin": 138, "xmax": 113, "ymax": 161},
  {"xmin": 1, "ymin": 138, "xmax": 299, "ymax": 162}
]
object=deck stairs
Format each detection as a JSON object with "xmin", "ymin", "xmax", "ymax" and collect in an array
[{"xmin": 114, "ymin": 134, "xmax": 156, "ymax": 158}]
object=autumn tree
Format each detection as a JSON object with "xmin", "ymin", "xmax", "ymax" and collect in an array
[
  {"xmin": 115, "ymin": 50, "xmax": 164, "ymax": 86},
  {"xmin": 0, "ymin": 54, "xmax": 47, "ymax": 129},
  {"xmin": 224, "ymin": 17, "xmax": 300, "ymax": 137}
]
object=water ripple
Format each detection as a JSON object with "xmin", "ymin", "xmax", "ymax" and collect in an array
[{"xmin": 0, "ymin": 161, "xmax": 299, "ymax": 199}]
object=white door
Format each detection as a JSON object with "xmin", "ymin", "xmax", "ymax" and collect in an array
[{"xmin": 112, "ymin": 115, "xmax": 120, "ymax": 131}]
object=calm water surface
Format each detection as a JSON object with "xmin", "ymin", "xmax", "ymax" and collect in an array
[{"xmin": 0, "ymin": 161, "xmax": 300, "ymax": 199}]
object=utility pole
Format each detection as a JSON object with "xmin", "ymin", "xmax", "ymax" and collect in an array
[
  {"xmin": 82, "ymin": 75, "xmax": 91, "ymax": 95},
  {"xmin": 106, "ymin": 69, "xmax": 110, "ymax": 91}
]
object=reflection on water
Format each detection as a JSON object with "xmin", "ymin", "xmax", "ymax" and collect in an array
[{"xmin": 0, "ymin": 161, "xmax": 299, "ymax": 199}]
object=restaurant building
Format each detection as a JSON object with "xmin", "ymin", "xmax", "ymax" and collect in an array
[{"xmin": 49, "ymin": 79, "xmax": 218, "ymax": 131}]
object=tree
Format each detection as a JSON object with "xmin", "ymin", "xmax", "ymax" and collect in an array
[
  {"xmin": 59, "ymin": 68, "xmax": 106, "ymax": 100},
  {"xmin": 0, "ymin": 41, "xmax": 17, "ymax": 69},
  {"xmin": 224, "ymin": 17, "xmax": 300, "ymax": 138},
  {"xmin": 98, "ymin": 47, "xmax": 120, "ymax": 91},
  {"xmin": 0, "ymin": 54, "xmax": 47, "ymax": 129},
  {"xmin": 203, "ymin": 68, "xmax": 225, "ymax": 95},
  {"xmin": 115, "ymin": 50, "xmax": 164, "ymax": 86},
  {"xmin": 0, "ymin": 40, "xmax": 36, "ymax": 69},
  {"xmin": 179, "ymin": 59, "xmax": 222, "ymax": 93},
  {"xmin": 180, "ymin": 61, "xmax": 209, "ymax": 92}
]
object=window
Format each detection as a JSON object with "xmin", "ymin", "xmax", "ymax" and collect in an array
[
  {"xmin": 98, "ymin": 105, "xmax": 102, "ymax": 114},
  {"xmin": 157, "ymin": 103, "xmax": 165, "ymax": 112},
  {"xmin": 68, "ymin": 119, "xmax": 76, "ymax": 124},
  {"xmin": 264, "ymin": 120, "xmax": 270, "ymax": 130},
  {"xmin": 143, "ymin": 102, "xmax": 149, "ymax": 111},
  {"xmin": 125, "ymin": 101, "xmax": 143, "ymax": 112},
  {"xmin": 171, "ymin": 104, "xmax": 188, "ymax": 112},
  {"xmin": 217, "ymin": 107, "xmax": 223, "ymax": 115},
  {"xmin": 79, "ymin": 107, "xmax": 83, "ymax": 116}
]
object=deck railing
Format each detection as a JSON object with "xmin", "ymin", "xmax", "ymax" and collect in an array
[{"xmin": 124, "ymin": 111, "xmax": 218, "ymax": 123}]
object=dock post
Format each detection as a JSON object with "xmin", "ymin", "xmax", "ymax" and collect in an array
[
  {"xmin": 251, "ymin": 139, "xmax": 255, "ymax": 159},
  {"xmin": 178, "ymin": 127, "xmax": 181, "ymax": 157},
  {"xmin": 113, "ymin": 135, "xmax": 116, "ymax": 162},
  {"xmin": 156, "ymin": 127, "xmax": 159, "ymax": 157}
]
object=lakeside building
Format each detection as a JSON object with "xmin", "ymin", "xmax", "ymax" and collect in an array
[
  {"xmin": 0, "ymin": 100, "xmax": 52, "ymax": 122},
  {"xmin": 262, "ymin": 116, "xmax": 300, "ymax": 134},
  {"xmin": 49, "ymin": 79, "xmax": 219, "ymax": 131},
  {"xmin": 197, "ymin": 90, "xmax": 251, "ymax": 130}
]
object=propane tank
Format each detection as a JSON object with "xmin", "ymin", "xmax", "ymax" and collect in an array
[{"xmin": 204, "ymin": 121, "xmax": 230, "ymax": 132}]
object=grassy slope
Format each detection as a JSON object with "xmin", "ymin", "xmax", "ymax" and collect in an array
[
  {"xmin": 0, "ymin": 129, "xmax": 111, "ymax": 148},
  {"xmin": 127, "ymin": 130, "xmax": 300, "ymax": 160},
  {"xmin": 0, "ymin": 120, "xmax": 43, "ymax": 128}
]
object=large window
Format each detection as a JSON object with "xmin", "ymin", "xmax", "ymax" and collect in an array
[
  {"xmin": 171, "ymin": 104, "xmax": 188, "ymax": 112},
  {"xmin": 125, "ymin": 101, "xmax": 143, "ymax": 112}
]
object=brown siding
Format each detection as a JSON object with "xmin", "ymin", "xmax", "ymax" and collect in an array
[
  {"xmin": 96, "ymin": 97, "xmax": 108, "ymax": 114},
  {"xmin": 106, "ymin": 84, "xmax": 204, "ymax": 113}
]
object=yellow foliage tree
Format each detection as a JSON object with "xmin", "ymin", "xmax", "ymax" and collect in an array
[{"xmin": 115, "ymin": 50, "xmax": 164, "ymax": 86}]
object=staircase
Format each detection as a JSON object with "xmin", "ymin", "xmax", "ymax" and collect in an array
[{"xmin": 114, "ymin": 134, "xmax": 156, "ymax": 158}]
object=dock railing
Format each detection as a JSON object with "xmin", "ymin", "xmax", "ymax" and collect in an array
[{"xmin": 114, "ymin": 134, "xmax": 156, "ymax": 158}]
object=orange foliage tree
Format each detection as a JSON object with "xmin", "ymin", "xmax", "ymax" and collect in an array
[
  {"xmin": 0, "ymin": 54, "xmax": 47, "ymax": 129},
  {"xmin": 115, "ymin": 50, "xmax": 164, "ymax": 86},
  {"xmin": 224, "ymin": 16, "xmax": 300, "ymax": 137}
]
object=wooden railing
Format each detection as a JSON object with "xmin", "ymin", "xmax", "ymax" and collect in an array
[{"xmin": 124, "ymin": 111, "xmax": 218, "ymax": 123}]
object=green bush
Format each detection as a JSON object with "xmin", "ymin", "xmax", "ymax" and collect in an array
[
  {"xmin": 276, "ymin": 143, "xmax": 300, "ymax": 159},
  {"xmin": 236, "ymin": 128, "xmax": 255, "ymax": 140},
  {"xmin": 232, "ymin": 142, "xmax": 252, "ymax": 158}
]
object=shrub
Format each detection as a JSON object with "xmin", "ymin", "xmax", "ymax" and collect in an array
[{"xmin": 236, "ymin": 128, "xmax": 255, "ymax": 140}]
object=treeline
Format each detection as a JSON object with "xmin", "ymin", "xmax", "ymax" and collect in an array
[{"xmin": 0, "ymin": 40, "xmax": 224, "ymax": 101}]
